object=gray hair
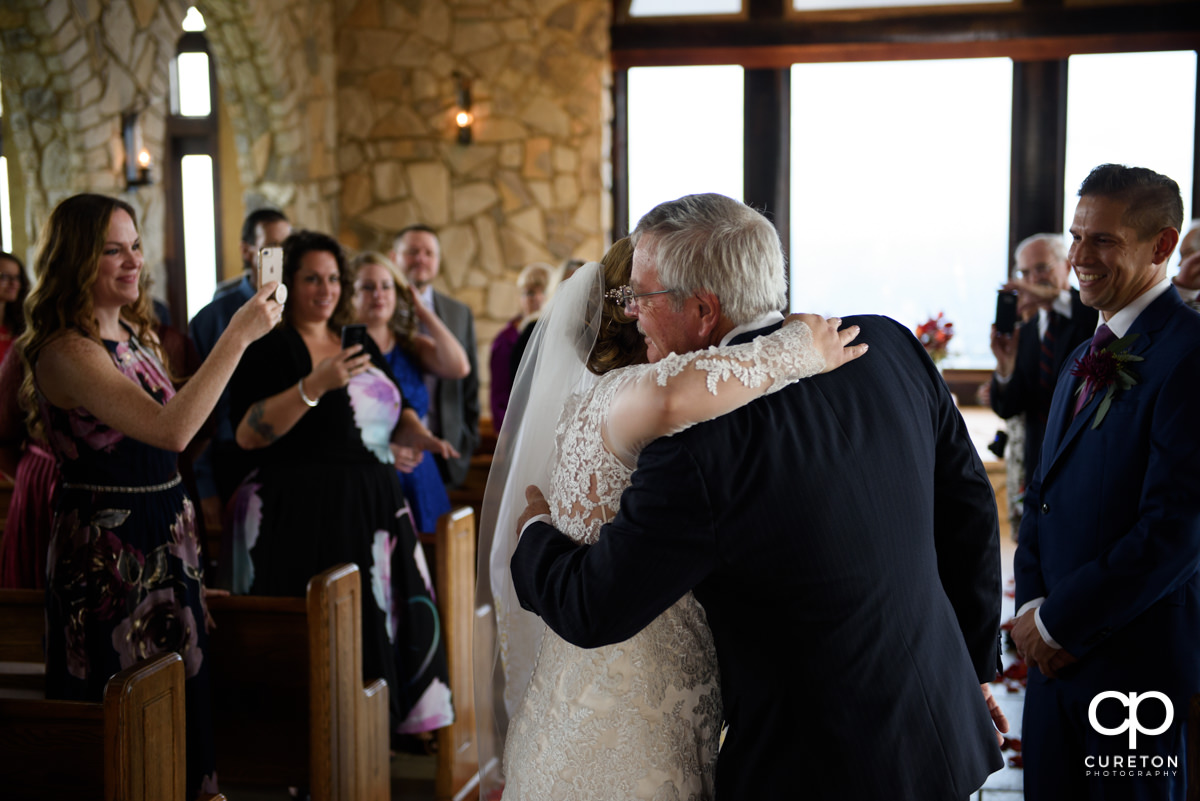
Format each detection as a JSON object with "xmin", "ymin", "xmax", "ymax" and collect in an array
[
  {"xmin": 631, "ymin": 193, "xmax": 786, "ymax": 326},
  {"xmin": 1014, "ymin": 233, "xmax": 1068, "ymax": 266}
]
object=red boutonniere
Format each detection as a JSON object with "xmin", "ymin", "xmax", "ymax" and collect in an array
[{"xmin": 1070, "ymin": 333, "xmax": 1142, "ymax": 429}]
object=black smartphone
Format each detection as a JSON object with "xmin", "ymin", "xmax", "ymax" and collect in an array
[
  {"xmin": 341, "ymin": 324, "xmax": 368, "ymax": 349},
  {"xmin": 995, "ymin": 291, "xmax": 1018, "ymax": 335}
]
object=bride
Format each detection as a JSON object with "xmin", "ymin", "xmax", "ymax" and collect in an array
[{"xmin": 475, "ymin": 237, "xmax": 865, "ymax": 800}]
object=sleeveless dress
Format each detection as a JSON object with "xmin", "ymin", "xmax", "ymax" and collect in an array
[
  {"xmin": 40, "ymin": 328, "xmax": 217, "ymax": 797},
  {"xmin": 227, "ymin": 326, "xmax": 454, "ymax": 734},
  {"xmin": 503, "ymin": 364, "xmax": 724, "ymax": 801},
  {"xmin": 382, "ymin": 344, "xmax": 451, "ymax": 535}
]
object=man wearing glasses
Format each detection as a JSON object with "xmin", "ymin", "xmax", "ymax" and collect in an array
[
  {"xmin": 989, "ymin": 233, "xmax": 1098, "ymax": 495},
  {"xmin": 513, "ymin": 193, "xmax": 1006, "ymax": 799}
]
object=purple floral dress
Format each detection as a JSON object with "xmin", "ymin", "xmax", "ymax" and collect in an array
[
  {"xmin": 226, "ymin": 325, "xmax": 453, "ymax": 736},
  {"xmin": 40, "ymin": 326, "xmax": 217, "ymax": 798}
]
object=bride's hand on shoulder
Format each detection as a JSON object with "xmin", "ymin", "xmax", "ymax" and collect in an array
[{"xmin": 786, "ymin": 313, "xmax": 868, "ymax": 373}]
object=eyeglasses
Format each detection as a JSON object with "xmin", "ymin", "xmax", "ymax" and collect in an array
[
  {"xmin": 1017, "ymin": 263, "xmax": 1055, "ymax": 279},
  {"xmin": 355, "ymin": 282, "xmax": 395, "ymax": 294},
  {"xmin": 0, "ymin": 274, "xmax": 20, "ymax": 285},
  {"xmin": 605, "ymin": 285, "xmax": 673, "ymax": 312}
]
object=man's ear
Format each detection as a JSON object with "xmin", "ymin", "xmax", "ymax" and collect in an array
[
  {"xmin": 694, "ymin": 290, "xmax": 723, "ymax": 340},
  {"xmin": 1152, "ymin": 226, "xmax": 1180, "ymax": 267}
]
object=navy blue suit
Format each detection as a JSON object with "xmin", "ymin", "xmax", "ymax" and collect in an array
[
  {"xmin": 1015, "ymin": 286, "xmax": 1200, "ymax": 800},
  {"xmin": 513, "ymin": 315, "xmax": 1004, "ymax": 800}
]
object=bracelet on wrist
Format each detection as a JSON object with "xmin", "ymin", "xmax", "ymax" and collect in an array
[{"xmin": 298, "ymin": 377, "xmax": 319, "ymax": 407}]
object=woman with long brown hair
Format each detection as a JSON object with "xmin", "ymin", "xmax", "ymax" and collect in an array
[
  {"xmin": 227, "ymin": 231, "xmax": 457, "ymax": 742},
  {"xmin": 21, "ymin": 193, "xmax": 280, "ymax": 797}
]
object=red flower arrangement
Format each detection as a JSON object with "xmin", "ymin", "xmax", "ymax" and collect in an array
[{"xmin": 915, "ymin": 312, "xmax": 954, "ymax": 364}]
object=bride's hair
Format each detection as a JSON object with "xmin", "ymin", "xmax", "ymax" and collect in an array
[{"xmin": 587, "ymin": 237, "xmax": 646, "ymax": 375}]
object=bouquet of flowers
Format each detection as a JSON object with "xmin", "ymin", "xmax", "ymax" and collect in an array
[{"xmin": 915, "ymin": 312, "xmax": 954, "ymax": 365}]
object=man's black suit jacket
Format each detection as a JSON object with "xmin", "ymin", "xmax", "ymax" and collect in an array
[
  {"xmin": 513, "ymin": 315, "xmax": 1004, "ymax": 800},
  {"xmin": 990, "ymin": 290, "xmax": 1098, "ymax": 482}
]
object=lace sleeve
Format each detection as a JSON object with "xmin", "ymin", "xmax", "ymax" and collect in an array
[{"xmin": 605, "ymin": 321, "xmax": 824, "ymax": 464}]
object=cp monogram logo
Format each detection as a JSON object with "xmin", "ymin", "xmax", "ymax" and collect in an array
[{"xmin": 1088, "ymin": 691, "xmax": 1174, "ymax": 749}]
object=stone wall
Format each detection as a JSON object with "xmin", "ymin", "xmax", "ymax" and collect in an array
[
  {"xmin": 0, "ymin": 0, "xmax": 189, "ymax": 281},
  {"xmin": 0, "ymin": 0, "xmax": 612, "ymax": 411},
  {"xmin": 333, "ymin": 0, "xmax": 612, "ymax": 382}
]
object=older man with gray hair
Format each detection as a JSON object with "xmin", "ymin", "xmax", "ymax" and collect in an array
[
  {"xmin": 1173, "ymin": 219, "xmax": 1200, "ymax": 311},
  {"xmin": 513, "ymin": 192, "xmax": 1006, "ymax": 799},
  {"xmin": 990, "ymin": 232, "xmax": 1098, "ymax": 493}
]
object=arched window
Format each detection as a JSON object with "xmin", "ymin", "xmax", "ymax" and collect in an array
[{"xmin": 165, "ymin": 6, "xmax": 222, "ymax": 325}]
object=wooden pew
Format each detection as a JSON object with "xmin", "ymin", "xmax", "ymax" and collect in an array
[
  {"xmin": 206, "ymin": 562, "xmax": 389, "ymax": 801},
  {"xmin": 0, "ymin": 586, "xmax": 44, "ymax": 695},
  {"xmin": 0, "ymin": 651, "xmax": 208, "ymax": 801},
  {"xmin": 434, "ymin": 506, "xmax": 480, "ymax": 801}
]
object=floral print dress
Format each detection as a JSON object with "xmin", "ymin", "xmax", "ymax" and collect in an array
[
  {"xmin": 40, "ymin": 326, "xmax": 217, "ymax": 798},
  {"xmin": 226, "ymin": 325, "xmax": 453, "ymax": 735}
]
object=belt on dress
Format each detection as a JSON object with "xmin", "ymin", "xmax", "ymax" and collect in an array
[{"xmin": 60, "ymin": 473, "xmax": 182, "ymax": 494}]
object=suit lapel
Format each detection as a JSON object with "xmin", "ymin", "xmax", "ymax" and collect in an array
[{"xmin": 1039, "ymin": 288, "xmax": 1180, "ymax": 481}]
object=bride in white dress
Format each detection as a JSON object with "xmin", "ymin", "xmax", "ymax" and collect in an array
[{"xmin": 475, "ymin": 239, "xmax": 865, "ymax": 800}]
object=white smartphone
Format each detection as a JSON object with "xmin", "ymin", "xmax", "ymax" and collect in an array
[{"xmin": 258, "ymin": 246, "xmax": 286, "ymax": 304}]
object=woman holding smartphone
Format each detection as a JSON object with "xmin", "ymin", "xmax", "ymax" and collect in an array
[
  {"xmin": 348, "ymin": 251, "xmax": 468, "ymax": 535},
  {"xmin": 227, "ymin": 230, "xmax": 455, "ymax": 740},
  {"xmin": 22, "ymin": 193, "xmax": 282, "ymax": 797}
]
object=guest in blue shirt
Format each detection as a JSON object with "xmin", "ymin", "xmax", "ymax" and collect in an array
[
  {"xmin": 187, "ymin": 208, "xmax": 291, "ymax": 524},
  {"xmin": 350, "ymin": 251, "xmax": 469, "ymax": 534}
]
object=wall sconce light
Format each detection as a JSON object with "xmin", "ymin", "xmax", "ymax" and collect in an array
[
  {"xmin": 453, "ymin": 72, "xmax": 473, "ymax": 145},
  {"xmin": 122, "ymin": 111, "xmax": 153, "ymax": 188}
]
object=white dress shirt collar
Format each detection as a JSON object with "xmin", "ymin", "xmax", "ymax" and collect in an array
[
  {"xmin": 417, "ymin": 285, "xmax": 436, "ymax": 310},
  {"xmin": 1100, "ymin": 277, "xmax": 1171, "ymax": 339},
  {"xmin": 719, "ymin": 310, "xmax": 786, "ymax": 347}
]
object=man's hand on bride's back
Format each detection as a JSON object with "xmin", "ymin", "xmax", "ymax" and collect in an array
[
  {"xmin": 786, "ymin": 313, "xmax": 868, "ymax": 373},
  {"xmin": 517, "ymin": 485, "xmax": 552, "ymax": 539}
]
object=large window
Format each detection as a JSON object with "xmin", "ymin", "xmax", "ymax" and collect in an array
[
  {"xmin": 168, "ymin": 6, "xmax": 220, "ymax": 324},
  {"xmin": 1063, "ymin": 50, "xmax": 1196, "ymax": 231},
  {"xmin": 790, "ymin": 58, "xmax": 1013, "ymax": 368},
  {"xmin": 629, "ymin": 0, "xmax": 741, "ymax": 16},
  {"xmin": 626, "ymin": 65, "xmax": 744, "ymax": 231}
]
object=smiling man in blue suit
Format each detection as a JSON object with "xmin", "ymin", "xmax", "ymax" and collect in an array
[{"xmin": 1013, "ymin": 164, "xmax": 1200, "ymax": 800}]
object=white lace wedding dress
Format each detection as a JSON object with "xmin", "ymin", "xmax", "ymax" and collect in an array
[{"xmin": 502, "ymin": 322, "xmax": 824, "ymax": 801}]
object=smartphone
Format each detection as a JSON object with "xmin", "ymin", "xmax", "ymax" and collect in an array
[
  {"xmin": 341, "ymin": 323, "xmax": 368, "ymax": 350},
  {"xmin": 258, "ymin": 246, "xmax": 286, "ymax": 303},
  {"xmin": 995, "ymin": 290, "xmax": 1018, "ymax": 335}
]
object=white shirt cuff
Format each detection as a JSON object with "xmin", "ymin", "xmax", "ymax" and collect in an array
[
  {"xmin": 1034, "ymin": 608, "xmax": 1063, "ymax": 650},
  {"xmin": 1176, "ymin": 283, "xmax": 1200, "ymax": 302},
  {"xmin": 1017, "ymin": 597, "xmax": 1063, "ymax": 650},
  {"xmin": 994, "ymin": 370, "xmax": 1012, "ymax": 386},
  {"xmin": 520, "ymin": 513, "xmax": 552, "ymax": 538}
]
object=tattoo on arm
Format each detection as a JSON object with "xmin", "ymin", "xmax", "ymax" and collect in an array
[{"xmin": 247, "ymin": 401, "xmax": 278, "ymax": 444}]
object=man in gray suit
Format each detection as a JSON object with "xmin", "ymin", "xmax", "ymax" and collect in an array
[{"xmin": 391, "ymin": 225, "xmax": 479, "ymax": 486}]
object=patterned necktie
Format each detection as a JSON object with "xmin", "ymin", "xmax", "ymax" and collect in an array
[
  {"xmin": 1037, "ymin": 310, "xmax": 1058, "ymax": 422},
  {"xmin": 1073, "ymin": 324, "xmax": 1116, "ymax": 418}
]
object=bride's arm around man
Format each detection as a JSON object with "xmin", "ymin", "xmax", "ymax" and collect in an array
[{"xmin": 514, "ymin": 193, "xmax": 1007, "ymax": 801}]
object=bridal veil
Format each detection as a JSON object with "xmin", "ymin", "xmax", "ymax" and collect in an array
[{"xmin": 474, "ymin": 261, "xmax": 604, "ymax": 795}]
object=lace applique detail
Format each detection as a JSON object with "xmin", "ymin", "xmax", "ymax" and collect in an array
[
  {"xmin": 504, "ymin": 367, "xmax": 721, "ymax": 800},
  {"xmin": 504, "ymin": 323, "xmax": 826, "ymax": 800},
  {"xmin": 652, "ymin": 318, "xmax": 822, "ymax": 395}
]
